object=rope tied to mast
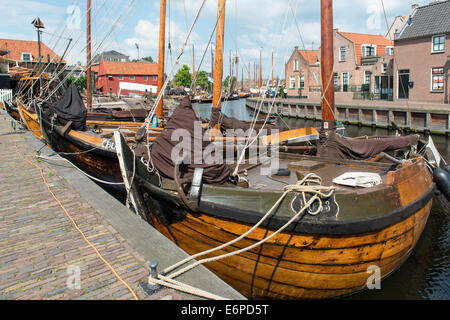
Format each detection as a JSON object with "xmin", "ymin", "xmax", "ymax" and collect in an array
[{"xmin": 147, "ymin": 173, "xmax": 335, "ymax": 300}]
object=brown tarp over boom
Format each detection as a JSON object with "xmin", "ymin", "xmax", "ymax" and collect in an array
[
  {"xmin": 317, "ymin": 130, "xmax": 419, "ymax": 160},
  {"xmin": 209, "ymin": 107, "xmax": 288, "ymax": 134},
  {"xmin": 150, "ymin": 97, "xmax": 232, "ymax": 184}
]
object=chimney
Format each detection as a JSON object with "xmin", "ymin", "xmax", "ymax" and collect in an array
[
  {"xmin": 411, "ymin": 4, "xmax": 419, "ymax": 9},
  {"xmin": 294, "ymin": 46, "xmax": 299, "ymax": 51}
]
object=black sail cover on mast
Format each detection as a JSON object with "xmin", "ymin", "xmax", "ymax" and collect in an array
[
  {"xmin": 150, "ymin": 97, "xmax": 233, "ymax": 184},
  {"xmin": 47, "ymin": 83, "xmax": 87, "ymax": 130}
]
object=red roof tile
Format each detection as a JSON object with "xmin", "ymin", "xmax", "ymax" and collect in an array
[
  {"xmin": 299, "ymin": 50, "xmax": 319, "ymax": 65},
  {"xmin": 0, "ymin": 38, "xmax": 64, "ymax": 62},
  {"xmin": 98, "ymin": 60, "xmax": 158, "ymax": 76},
  {"xmin": 340, "ymin": 32, "xmax": 393, "ymax": 65}
]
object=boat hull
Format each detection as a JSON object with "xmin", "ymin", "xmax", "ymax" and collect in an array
[
  {"xmin": 17, "ymin": 102, "xmax": 43, "ymax": 139},
  {"xmin": 115, "ymin": 132, "xmax": 434, "ymax": 299},
  {"xmin": 40, "ymin": 113, "xmax": 124, "ymax": 191}
]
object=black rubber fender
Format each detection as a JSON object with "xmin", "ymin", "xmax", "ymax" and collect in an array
[
  {"xmin": 445, "ymin": 165, "xmax": 450, "ymax": 175},
  {"xmin": 434, "ymin": 168, "xmax": 450, "ymax": 202}
]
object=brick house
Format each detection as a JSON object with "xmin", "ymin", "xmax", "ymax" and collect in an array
[
  {"xmin": 331, "ymin": 31, "xmax": 394, "ymax": 100},
  {"xmin": 96, "ymin": 60, "xmax": 158, "ymax": 97},
  {"xmin": 394, "ymin": 1, "xmax": 450, "ymax": 103},
  {"xmin": 0, "ymin": 38, "xmax": 64, "ymax": 71},
  {"xmin": 285, "ymin": 30, "xmax": 394, "ymax": 100},
  {"xmin": 285, "ymin": 47, "xmax": 320, "ymax": 97}
]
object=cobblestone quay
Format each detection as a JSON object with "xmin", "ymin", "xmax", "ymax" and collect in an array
[{"xmin": 0, "ymin": 109, "xmax": 243, "ymax": 300}]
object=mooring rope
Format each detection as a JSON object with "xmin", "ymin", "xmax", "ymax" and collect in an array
[{"xmin": 149, "ymin": 173, "xmax": 335, "ymax": 299}]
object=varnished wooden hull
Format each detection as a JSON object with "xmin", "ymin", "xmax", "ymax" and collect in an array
[
  {"xmin": 39, "ymin": 113, "xmax": 124, "ymax": 191},
  {"xmin": 17, "ymin": 102, "xmax": 43, "ymax": 139},
  {"xmin": 115, "ymin": 132, "xmax": 434, "ymax": 299}
]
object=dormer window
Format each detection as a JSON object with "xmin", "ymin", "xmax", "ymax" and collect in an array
[
  {"xmin": 21, "ymin": 52, "xmax": 32, "ymax": 61},
  {"xmin": 432, "ymin": 35, "xmax": 445, "ymax": 53},
  {"xmin": 386, "ymin": 46, "xmax": 394, "ymax": 56},
  {"xmin": 362, "ymin": 45, "xmax": 376, "ymax": 57}
]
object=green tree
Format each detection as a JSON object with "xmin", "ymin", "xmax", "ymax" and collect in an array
[
  {"xmin": 223, "ymin": 75, "xmax": 236, "ymax": 92},
  {"xmin": 142, "ymin": 56, "xmax": 153, "ymax": 62},
  {"xmin": 195, "ymin": 70, "xmax": 211, "ymax": 92},
  {"xmin": 67, "ymin": 75, "xmax": 87, "ymax": 89},
  {"xmin": 174, "ymin": 64, "xmax": 192, "ymax": 88}
]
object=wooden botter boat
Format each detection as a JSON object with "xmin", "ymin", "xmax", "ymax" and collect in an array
[
  {"xmin": 116, "ymin": 131, "xmax": 434, "ymax": 299},
  {"xmin": 113, "ymin": 0, "xmax": 436, "ymax": 299}
]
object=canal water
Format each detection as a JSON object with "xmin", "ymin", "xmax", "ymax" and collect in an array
[{"xmin": 193, "ymin": 98, "xmax": 449, "ymax": 300}]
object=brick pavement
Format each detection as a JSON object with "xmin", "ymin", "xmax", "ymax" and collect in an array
[{"xmin": 0, "ymin": 112, "xmax": 183, "ymax": 300}]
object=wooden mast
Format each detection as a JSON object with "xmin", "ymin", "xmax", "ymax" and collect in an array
[
  {"xmin": 86, "ymin": 0, "xmax": 92, "ymax": 111},
  {"xmin": 156, "ymin": 0, "xmax": 166, "ymax": 119},
  {"xmin": 271, "ymin": 50, "xmax": 274, "ymax": 88},
  {"xmin": 248, "ymin": 62, "xmax": 250, "ymax": 90},
  {"xmin": 212, "ymin": 0, "xmax": 226, "ymax": 110},
  {"xmin": 320, "ymin": 0, "xmax": 336, "ymax": 126},
  {"xmin": 192, "ymin": 45, "xmax": 196, "ymax": 96},
  {"xmin": 235, "ymin": 54, "xmax": 238, "ymax": 92},
  {"xmin": 258, "ymin": 48, "xmax": 262, "ymax": 91}
]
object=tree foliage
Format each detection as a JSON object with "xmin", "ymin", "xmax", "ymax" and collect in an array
[
  {"xmin": 195, "ymin": 70, "xmax": 211, "ymax": 91},
  {"xmin": 174, "ymin": 64, "xmax": 192, "ymax": 88},
  {"xmin": 223, "ymin": 75, "xmax": 236, "ymax": 92},
  {"xmin": 67, "ymin": 75, "xmax": 87, "ymax": 89}
]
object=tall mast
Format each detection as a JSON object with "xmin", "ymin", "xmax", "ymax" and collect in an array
[
  {"xmin": 248, "ymin": 62, "xmax": 250, "ymax": 90},
  {"xmin": 192, "ymin": 45, "xmax": 196, "ymax": 96},
  {"xmin": 86, "ymin": 0, "xmax": 92, "ymax": 111},
  {"xmin": 212, "ymin": 0, "xmax": 226, "ymax": 110},
  {"xmin": 258, "ymin": 48, "xmax": 262, "ymax": 91},
  {"xmin": 156, "ymin": 0, "xmax": 166, "ymax": 119},
  {"xmin": 235, "ymin": 54, "xmax": 238, "ymax": 92},
  {"xmin": 271, "ymin": 50, "xmax": 274, "ymax": 88},
  {"xmin": 320, "ymin": 0, "xmax": 335, "ymax": 125}
]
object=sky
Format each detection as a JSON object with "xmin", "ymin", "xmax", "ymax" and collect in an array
[{"xmin": 0, "ymin": 0, "xmax": 435, "ymax": 80}]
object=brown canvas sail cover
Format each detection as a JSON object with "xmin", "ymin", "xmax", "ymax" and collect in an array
[
  {"xmin": 317, "ymin": 129, "xmax": 419, "ymax": 160},
  {"xmin": 150, "ymin": 97, "xmax": 233, "ymax": 184},
  {"xmin": 209, "ymin": 107, "xmax": 288, "ymax": 134}
]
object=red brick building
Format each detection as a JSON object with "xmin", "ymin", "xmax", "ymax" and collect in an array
[
  {"xmin": 96, "ymin": 60, "xmax": 158, "ymax": 97},
  {"xmin": 394, "ymin": 1, "xmax": 450, "ymax": 103}
]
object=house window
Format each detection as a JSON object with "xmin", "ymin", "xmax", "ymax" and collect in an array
[
  {"xmin": 144, "ymin": 76, "xmax": 148, "ymax": 81},
  {"xmin": 152, "ymin": 75, "xmax": 157, "ymax": 81},
  {"xmin": 431, "ymin": 68, "xmax": 444, "ymax": 91},
  {"xmin": 362, "ymin": 45, "xmax": 376, "ymax": 57},
  {"xmin": 364, "ymin": 71, "xmax": 371, "ymax": 85},
  {"xmin": 386, "ymin": 46, "xmax": 394, "ymax": 56},
  {"xmin": 129, "ymin": 76, "xmax": 135, "ymax": 80},
  {"xmin": 339, "ymin": 46, "xmax": 346, "ymax": 61},
  {"xmin": 342, "ymin": 72, "xmax": 349, "ymax": 92},
  {"xmin": 298, "ymin": 75, "xmax": 305, "ymax": 89},
  {"xmin": 21, "ymin": 53, "xmax": 32, "ymax": 62},
  {"xmin": 289, "ymin": 76, "xmax": 296, "ymax": 89},
  {"xmin": 432, "ymin": 35, "xmax": 445, "ymax": 53},
  {"xmin": 118, "ymin": 75, "xmax": 124, "ymax": 80},
  {"xmin": 293, "ymin": 59, "xmax": 299, "ymax": 72},
  {"xmin": 333, "ymin": 72, "xmax": 339, "ymax": 86}
]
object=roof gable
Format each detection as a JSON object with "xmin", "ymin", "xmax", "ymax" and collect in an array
[{"xmin": 397, "ymin": 0, "xmax": 450, "ymax": 41}]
